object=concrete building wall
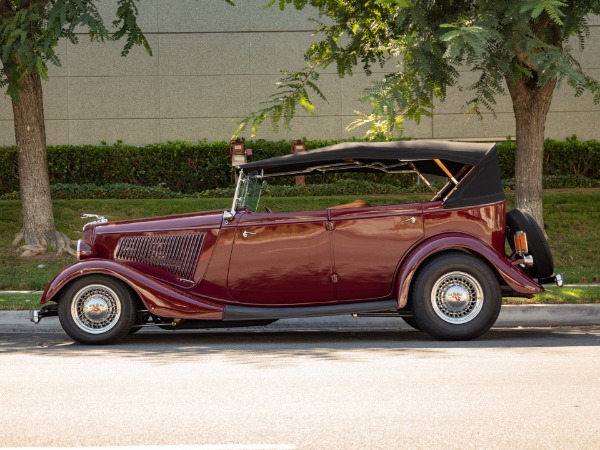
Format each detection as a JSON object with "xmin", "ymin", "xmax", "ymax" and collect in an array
[{"xmin": 1, "ymin": 1, "xmax": 599, "ymax": 145}]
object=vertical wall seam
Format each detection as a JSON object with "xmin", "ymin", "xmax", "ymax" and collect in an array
[
  {"xmin": 66, "ymin": 39, "xmax": 70, "ymax": 144},
  {"xmin": 157, "ymin": 0, "xmax": 162, "ymax": 142}
]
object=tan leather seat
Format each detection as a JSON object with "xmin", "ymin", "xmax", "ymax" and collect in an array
[{"xmin": 328, "ymin": 199, "xmax": 366, "ymax": 209}]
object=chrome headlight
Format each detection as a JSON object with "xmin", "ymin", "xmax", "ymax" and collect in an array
[{"xmin": 77, "ymin": 239, "xmax": 95, "ymax": 260}]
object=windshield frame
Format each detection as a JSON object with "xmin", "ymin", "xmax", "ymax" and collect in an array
[{"xmin": 227, "ymin": 170, "xmax": 264, "ymax": 219}]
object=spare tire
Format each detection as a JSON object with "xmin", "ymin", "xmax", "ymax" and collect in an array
[{"xmin": 506, "ymin": 209, "xmax": 554, "ymax": 278}]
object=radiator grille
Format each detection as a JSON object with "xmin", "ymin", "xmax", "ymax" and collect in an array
[{"xmin": 116, "ymin": 233, "xmax": 204, "ymax": 280}]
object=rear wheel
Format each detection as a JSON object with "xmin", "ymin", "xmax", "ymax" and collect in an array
[
  {"xmin": 58, "ymin": 276, "xmax": 136, "ymax": 345},
  {"xmin": 411, "ymin": 253, "xmax": 501, "ymax": 340}
]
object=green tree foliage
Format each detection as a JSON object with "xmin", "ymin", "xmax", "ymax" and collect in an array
[
  {"xmin": 236, "ymin": 0, "xmax": 600, "ymax": 227},
  {"xmin": 0, "ymin": 0, "xmax": 151, "ymax": 98},
  {"xmin": 238, "ymin": 0, "xmax": 600, "ymax": 137}
]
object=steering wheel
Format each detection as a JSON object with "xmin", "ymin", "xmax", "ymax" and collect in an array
[{"xmin": 264, "ymin": 206, "xmax": 273, "ymax": 213}]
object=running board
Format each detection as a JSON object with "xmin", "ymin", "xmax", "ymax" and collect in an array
[
  {"xmin": 223, "ymin": 300, "xmax": 398, "ymax": 321},
  {"xmin": 353, "ymin": 311, "xmax": 412, "ymax": 318}
]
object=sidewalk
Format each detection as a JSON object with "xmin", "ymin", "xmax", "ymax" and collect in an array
[{"xmin": 2, "ymin": 304, "xmax": 600, "ymax": 332}]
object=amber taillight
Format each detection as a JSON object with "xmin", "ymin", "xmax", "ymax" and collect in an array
[
  {"xmin": 115, "ymin": 233, "xmax": 204, "ymax": 280},
  {"xmin": 514, "ymin": 230, "xmax": 529, "ymax": 255}
]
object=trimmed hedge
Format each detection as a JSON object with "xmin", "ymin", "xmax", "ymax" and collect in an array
[
  {"xmin": 0, "ymin": 137, "xmax": 599, "ymax": 196},
  {"xmin": 0, "ymin": 181, "xmax": 434, "ymax": 200},
  {"xmin": 199, "ymin": 179, "xmax": 439, "ymax": 199},
  {"xmin": 0, "ymin": 183, "xmax": 186, "ymax": 201},
  {"xmin": 496, "ymin": 136, "xmax": 600, "ymax": 180},
  {"xmin": 2, "ymin": 174, "xmax": 597, "ymax": 201},
  {"xmin": 0, "ymin": 139, "xmax": 339, "ymax": 196},
  {"xmin": 503, "ymin": 175, "xmax": 600, "ymax": 190}
]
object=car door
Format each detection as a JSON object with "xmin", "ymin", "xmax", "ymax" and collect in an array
[
  {"xmin": 329, "ymin": 203, "xmax": 424, "ymax": 301},
  {"xmin": 226, "ymin": 210, "xmax": 335, "ymax": 306}
]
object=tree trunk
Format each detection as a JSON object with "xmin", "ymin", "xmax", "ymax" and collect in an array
[
  {"xmin": 506, "ymin": 76, "xmax": 557, "ymax": 228},
  {"xmin": 11, "ymin": 70, "xmax": 71, "ymax": 256}
]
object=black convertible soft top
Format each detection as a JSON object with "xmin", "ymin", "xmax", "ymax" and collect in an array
[{"xmin": 238, "ymin": 140, "xmax": 504, "ymax": 208}]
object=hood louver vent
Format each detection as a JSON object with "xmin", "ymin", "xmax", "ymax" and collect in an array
[{"xmin": 116, "ymin": 233, "xmax": 204, "ymax": 280}]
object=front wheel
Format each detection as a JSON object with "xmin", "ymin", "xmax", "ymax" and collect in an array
[
  {"xmin": 411, "ymin": 253, "xmax": 501, "ymax": 341},
  {"xmin": 58, "ymin": 275, "xmax": 136, "ymax": 345}
]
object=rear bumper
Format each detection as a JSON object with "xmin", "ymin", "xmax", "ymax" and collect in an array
[{"xmin": 537, "ymin": 274, "xmax": 564, "ymax": 287}]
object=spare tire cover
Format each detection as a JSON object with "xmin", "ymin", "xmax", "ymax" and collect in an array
[{"xmin": 506, "ymin": 209, "xmax": 554, "ymax": 278}]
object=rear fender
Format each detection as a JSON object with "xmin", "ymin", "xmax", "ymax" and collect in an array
[
  {"xmin": 396, "ymin": 233, "xmax": 543, "ymax": 308},
  {"xmin": 41, "ymin": 259, "xmax": 223, "ymax": 320}
]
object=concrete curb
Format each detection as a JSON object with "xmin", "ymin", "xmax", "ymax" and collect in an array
[
  {"xmin": 495, "ymin": 304, "xmax": 600, "ymax": 327},
  {"xmin": 2, "ymin": 304, "xmax": 600, "ymax": 333}
]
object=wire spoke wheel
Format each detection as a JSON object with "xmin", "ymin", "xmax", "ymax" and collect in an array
[
  {"xmin": 71, "ymin": 284, "xmax": 122, "ymax": 334},
  {"xmin": 431, "ymin": 271, "xmax": 483, "ymax": 324}
]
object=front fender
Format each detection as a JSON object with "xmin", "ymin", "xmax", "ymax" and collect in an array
[
  {"xmin": 41, "ymin": 259, "xmax": 223, "ymax": 320},
  {"xmin": 396, "ymin": 233, "xmax": 543, "ymax": 308}
]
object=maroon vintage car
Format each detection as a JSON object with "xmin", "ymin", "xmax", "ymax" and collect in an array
[{"xmin": 31, "ymin": 140, "xmax": 562, "ymax": 344}]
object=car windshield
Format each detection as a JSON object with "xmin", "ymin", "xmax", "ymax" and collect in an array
[{"xmin": 235, "ymin": 170, "xmax": 264, "ymax": 212}]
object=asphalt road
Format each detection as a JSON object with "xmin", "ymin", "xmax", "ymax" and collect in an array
[{"xmin": 2, "ymin": 326, "xmax": 600, "ymax": 449}]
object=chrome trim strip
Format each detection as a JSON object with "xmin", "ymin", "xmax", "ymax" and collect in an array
[{"xmin": 229, "ymin": 170, "xmax": 244, "ymax": 219}]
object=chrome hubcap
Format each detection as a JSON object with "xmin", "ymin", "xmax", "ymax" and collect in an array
[
  {"xmin": 431, "ymin": 271, "xmax": 483, "ymax": 324},
  {"xmin": 71, "ymin": 284, "xmax": 121, "ymax": 334}
]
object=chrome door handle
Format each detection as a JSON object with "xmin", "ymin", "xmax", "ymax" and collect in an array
[
  {"xmin": 242, "ymin": 230, "xmax": 257, "ymax": 238},
  {"xmin": 401, "ymin": 217, "xmax": 416, "ymax": 224}
]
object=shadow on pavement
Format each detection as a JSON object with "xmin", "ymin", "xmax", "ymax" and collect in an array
[{"xmin": 1, "ymin": 326, "xmax": 599, "ymax": 366}]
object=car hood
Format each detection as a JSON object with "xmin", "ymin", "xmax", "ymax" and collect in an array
[{"xmin": 86, "ymin": 210, "xmax": 226, "ymax": 236}]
